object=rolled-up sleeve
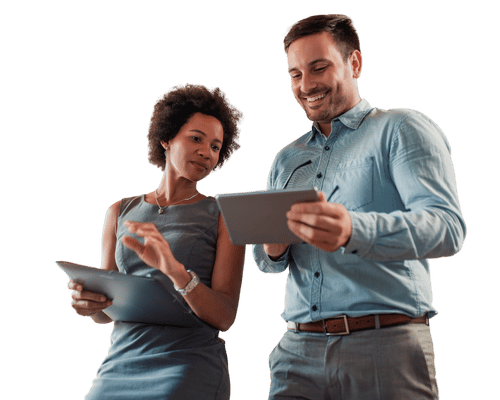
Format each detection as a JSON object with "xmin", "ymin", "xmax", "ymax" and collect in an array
[
  {"xmin": 253, "ymin": 244, "xmax": 291, "ymax": 273},
  {"xmin": 344, "ymin": 111, "xmax": 466, "ymax": 260}
]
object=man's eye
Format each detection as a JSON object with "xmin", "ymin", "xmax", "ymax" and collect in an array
[
  {"xmin": 314, "ymin": 67, "xmax": 326, "ymax": 73},
  {"xmin": 192, "ymin": 136, "xmax": 201, "ymax": 142}
]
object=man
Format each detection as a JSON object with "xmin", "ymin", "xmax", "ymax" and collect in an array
[{"xmin": 253, "ymin": 14, "xmax": 465, "ymax": 400}]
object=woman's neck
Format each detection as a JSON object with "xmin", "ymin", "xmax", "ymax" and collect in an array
[{"xmin": 156, "ymin": 173, "xmax": 199, "ymax": 204}]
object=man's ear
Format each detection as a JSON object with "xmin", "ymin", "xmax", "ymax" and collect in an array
[{"xmin": 350, "ymin": 50, "xmax": 362, "ymax": 79}]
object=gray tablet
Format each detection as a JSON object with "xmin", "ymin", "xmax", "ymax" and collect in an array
[
  {"xmin": 215, "ymin": 188, "xmax": 319, "ymax": 245},
  {"xmin": 57, "ymin": 261, "xmax": 204, "ymax": 327}
]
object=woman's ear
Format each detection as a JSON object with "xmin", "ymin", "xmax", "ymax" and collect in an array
[{"xmin": 160, "ymin": 140, "xmax": 169, "ymax": 150}]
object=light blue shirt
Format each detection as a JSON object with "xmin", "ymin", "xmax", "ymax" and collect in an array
[{"xmin": 253, "ymin": 99, "xmax": 466, "ymax": 323}]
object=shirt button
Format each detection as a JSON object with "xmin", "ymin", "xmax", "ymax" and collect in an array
[
  {"xmin": 314, "ymin": 272, "xmax": 320, "ymax": 278},
  {"xmin": 317, "ymin": 173, "xmax": 323, "ymax": 178},
  {"xmin": 312, "ymin": 305, "xmax": 318, "ymax": 311},
  {"xmin": 324, "ymin": 146, "xmax": 330, "ymax": 151}
]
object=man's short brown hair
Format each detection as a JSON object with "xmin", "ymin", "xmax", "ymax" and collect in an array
[{"xmin": 284, "ymin": 14, "xmax": 361, "ymax": 61}]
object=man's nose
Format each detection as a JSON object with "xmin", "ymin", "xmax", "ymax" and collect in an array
[{"xmin": 300, "ymin": 72, "xmax": 317, "ymax": 94}]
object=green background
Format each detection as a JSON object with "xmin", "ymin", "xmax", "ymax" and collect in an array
[{"xmin": 0, "ymin": 1, "xmax": 498, "ymax": 399}]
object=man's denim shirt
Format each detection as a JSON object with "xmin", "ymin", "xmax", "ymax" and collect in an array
[{"xmin": 253, "ymin": 99, "xmax": 466, "ymax": 323}]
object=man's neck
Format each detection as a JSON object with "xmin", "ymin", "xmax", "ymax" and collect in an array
[
  {"xmin": 316, "ymin": 97, "xmax": 362, "ymax": 137},
  {"xmin": 318, "ymin": 121, "xmax": 332, "ymax": 137}
]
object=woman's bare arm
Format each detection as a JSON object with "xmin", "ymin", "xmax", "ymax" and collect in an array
[
  {"xmin": 122, "ymin": 214, "xmax": 245, "ymax": 331},
  {"xmin": 178, "ymin": 215, "xmax": 245, "ymax": 331},
  {"xmin": 70, "ymin": 201, "xmax": 120, "ymax": 324}
]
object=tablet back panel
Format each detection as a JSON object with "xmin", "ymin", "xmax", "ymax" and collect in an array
[
  {"xmin": 215, "ymin": 188, "xmax": 319, "ymax": 245},
  {"xmin": 58, "ymin": 261, "xmax": 203, "ymax": 327}
]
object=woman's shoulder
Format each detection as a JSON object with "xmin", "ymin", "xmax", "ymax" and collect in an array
[
  {"xmin": 108, "ymin": 195, "xmax": 144, "ymax": 218},
  {"xmin": 173, "ymin": 196, "xmax": 219, "ymax": 231},
  {"xmin": 196, "ymin": 196, "xmax": 219, "ymax": 217}
]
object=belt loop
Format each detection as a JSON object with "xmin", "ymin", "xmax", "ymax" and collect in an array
[{"xmin": 374, "ymin": 315, "xmax": 380, "ymax": 329}]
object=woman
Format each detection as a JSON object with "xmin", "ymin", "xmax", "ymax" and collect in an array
[{"xmin": 69, "ymin": 84, "xmax": 245, "ymax": 400}]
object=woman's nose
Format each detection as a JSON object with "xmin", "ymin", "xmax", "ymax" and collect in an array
[{"xmin": 197, "ymin": 143, "xmax": 211, "ymax": 158}]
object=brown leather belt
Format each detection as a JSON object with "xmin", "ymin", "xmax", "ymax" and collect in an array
[{"xmin": 287, "ymin": 314, "xmax": 429, "ymax": 336}]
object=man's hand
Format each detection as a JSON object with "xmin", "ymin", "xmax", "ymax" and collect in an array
[
  {"xmin": 263, "ymin": 243, "xmax": 290, "ymax": 260},
  {"xmin": 286, "ymin": 191, "xmax": 352, "ymax": 252}
]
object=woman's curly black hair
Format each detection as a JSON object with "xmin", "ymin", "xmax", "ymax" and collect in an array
[{"xmin": 148, "ymin": 84, "xmax": 242, "ymax": 170}]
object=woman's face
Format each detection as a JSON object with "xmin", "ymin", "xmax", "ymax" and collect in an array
[{"xmin": 163, "ymin": 112, "xmax": 224, "ymax": 182}]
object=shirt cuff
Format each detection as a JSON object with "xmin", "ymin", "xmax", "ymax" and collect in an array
[
  {"xmin": 253, "ymin": 244, "xmax": 290, "ymax": 273},
  {"xmin": 343, "ymin": 211, "xmax": 376, "ymax": 257}
]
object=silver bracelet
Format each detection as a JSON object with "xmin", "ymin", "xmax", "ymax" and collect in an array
[{"xmin": 174, "ymin": 270, "xmax": 199, "ymax": 296}]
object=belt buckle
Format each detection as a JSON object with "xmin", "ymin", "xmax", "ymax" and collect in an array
[{"xmin": 323, "ymin": 315, "xmax": 350, "ymax": 336}]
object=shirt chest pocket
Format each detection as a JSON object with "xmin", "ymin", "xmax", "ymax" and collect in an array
[{"xmin": 334, "ymin": 157, "xmax": 374, "ymax": 211}]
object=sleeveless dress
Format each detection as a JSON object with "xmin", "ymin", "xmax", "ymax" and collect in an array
[{"xmin": 85, "ymin": 195, "xmax": 230, "ymax": 400}]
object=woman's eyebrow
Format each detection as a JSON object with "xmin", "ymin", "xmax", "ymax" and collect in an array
[{"xmin": 190, "ymin": 129, "xmax": 222, "ymax": 144}]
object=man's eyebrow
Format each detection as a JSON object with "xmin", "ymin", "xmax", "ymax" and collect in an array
[
  {"xmin": 288, "ymin": 58, "xmax": 332, "ymax": 73},
  {"xmin": 190, "ymin": 129, "xmax": 222, "ymax": 144}
]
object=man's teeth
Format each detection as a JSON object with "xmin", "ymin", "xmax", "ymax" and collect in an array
[{"xmin": 306, "ymin": 93, "xmax": 326, "ymax": 102}]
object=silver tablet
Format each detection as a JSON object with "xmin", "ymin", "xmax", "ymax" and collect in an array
[
  {"xmin": 215, "ymin": 188, "xmax": 319, "ymax": 245},
  {"xmin": 58, "ymin": 261, "xmax": 204, "ymax": 327}
]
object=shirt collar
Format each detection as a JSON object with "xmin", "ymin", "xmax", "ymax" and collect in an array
[{"xmin": 308, "ymin": 99, "xmax": 373, "ymax": 142}]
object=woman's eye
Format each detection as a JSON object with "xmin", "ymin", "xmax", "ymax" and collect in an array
[
  {"xmin": 212, "ymin": 145, "xmax": 220, "ymax": 151},
  {"xmin": 192, "ymin": 136, "xmax": 201, "ymax": 142}
]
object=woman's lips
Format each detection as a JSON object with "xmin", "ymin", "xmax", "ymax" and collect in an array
[{"xmin": 191, "ymin": 161, "xmax": 208, "ymax": 170}]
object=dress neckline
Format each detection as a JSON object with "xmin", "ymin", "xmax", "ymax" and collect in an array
[{"xmin": 141, "ymin": 194, "xmax": 214, "ymax": 208}]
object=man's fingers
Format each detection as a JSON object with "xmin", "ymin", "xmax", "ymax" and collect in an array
[
  {"xmin": 288, "ymin": 220, "xmax": 343, "ymax": 252},
  {"xmin": 289, "ymin": 200, "xmax": 343, "ymax": 218},
  {"xmin": 287, "ymin": 211, "xmax": 334, "ymax": 231},
  {"xmin": 288, "ymin": 220, "xmax": 331, "ymax": 243},
  {"xmin": 317, "ymin": 191, "xmax": 327, "ymax": 202}
]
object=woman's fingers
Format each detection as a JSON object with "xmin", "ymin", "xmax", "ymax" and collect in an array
[
  {"xmin": 121, "ymin": 235, "xmax": 145, "ymax": 255},
  {"xmin": 68, "ymin": 279, "xmax": 82, "ymax": 291},
  {"xmin": 122, "ymin": 220, "xmax": 180, "ymax": 276},
  {"xmin": 71, "ymin": 288, "xmax": 108, "ymax": 303},
  {"xmin": 69, "ymin": 280, "xmax": 112, "ymax": 315},
  {"xmin": 124, "ymin": 221, "xmax": 161, "ymax": 238},
  {"xmin": 72, "ymin": 299, "xmax": 112, "ymax": 316}
]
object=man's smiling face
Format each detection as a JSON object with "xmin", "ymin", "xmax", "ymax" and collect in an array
[{"xmin": 287, "ymin": 31, "xmax": 362, "ymax": 135}]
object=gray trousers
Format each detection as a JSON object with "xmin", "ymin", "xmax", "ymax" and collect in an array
[{"xmin": 269, "ymin": 323, "xmax": 438, "ymax": 400}]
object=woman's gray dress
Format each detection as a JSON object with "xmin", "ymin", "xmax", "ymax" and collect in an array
[{"xmin": 85, "ymin": 195, "xmax": 230, "ymax": 400}]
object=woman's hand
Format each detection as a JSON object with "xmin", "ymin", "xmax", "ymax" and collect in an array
[
  {"xmin": 121, "ymin": 221, "xmax": 190, "ymax": 287},
  {"xmin": 69, "ymin": 280, "xmax": 112, "ymax": 317}
]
